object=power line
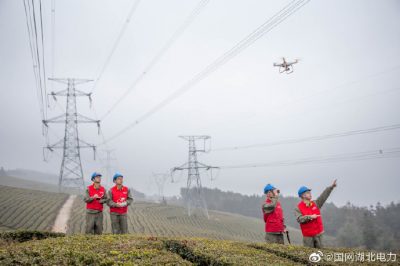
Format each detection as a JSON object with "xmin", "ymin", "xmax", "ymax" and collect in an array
[
  {"xmin": 23, "ymin": 1, "xmax": 42, "ymax": 117},
  {"xmin": 100, "ymin": 0, "xmax": 210, "ymax": 120},
  {"xmin": 23, "ymin": 0, "xmax": 48, "ymax": 125},
  {"xmin": 90, "ymin": 0, "xmax": 141, "ymax": 94},
  {"xmin": 38, "ymin": 0, "xmax": 48, "ymax": 111},
  {"xmin": 31, "ymin": 0, "xmax": 46, "ymax": 117},
  {"xmin": 89, "ymin": 102, "xmax": 121, "ymax": 177},
  {"xmin": 51, "ymin": 0, "xmax": 55, "ymax": 88},
  {"xmin": 101, "ymin": 0, "xmax": 311, "ymax": 145},
  {"xmin": 219, "ymin": 147, "xmax": 400, "ymax": 169},
  {"xmin": 212, "ymin": 123, "xmax": 400, "ymax": 151}
]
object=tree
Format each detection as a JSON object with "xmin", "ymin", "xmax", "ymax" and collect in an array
[{"xmin": 361, "ymin": 211, "xmax": 378, "ymax": 249}]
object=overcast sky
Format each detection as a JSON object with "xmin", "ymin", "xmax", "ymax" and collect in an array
[{"xmin": 0, "ymin": 0, "xmax": 399, "ymax": 206}]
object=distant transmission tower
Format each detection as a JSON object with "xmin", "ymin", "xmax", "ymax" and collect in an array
[
  {"xmin": 99, "ymin": 149, "xmax": 117, "ymax": 188},
  {"xmin": 43, "ymin": 78, "xmax": 100, "ymax": 191},
  {"xmin": 152, "ymin": 172, "xmax": 169, "ymax": 204},
  {"xmin": 172, "ymin": 136, "xmax": 218, "ymax": 218}
]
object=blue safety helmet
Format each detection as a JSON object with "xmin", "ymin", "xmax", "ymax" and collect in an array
[
  {"xmin": 298, "ymin": 186, "xmax": 311, "ymax": 197},
  {"xmin": 91, "ymin": 172, "xmax": 102, "ymax": 181},
  {"xmin": 113, "ymin": 172, "xmax": 123, "ymax": 182},
  {"xmin": 263, "ymin": 184, "xmax": 276, "ymax": 194}
]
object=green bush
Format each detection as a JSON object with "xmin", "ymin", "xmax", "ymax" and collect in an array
[
  {"xmin": 1, "ymin": 233, "xmax": 398, "ymax": 265},
  {"xmin": 0, "ymin": 235, "xmax": 191, "ymax": 265},
  {"xmin": 164, "ymin": 238, "xmax": 303, "ymax": 265},
  {"xmin": 0, "ymin": 230, "xmax": 65, "ymax": 243}
]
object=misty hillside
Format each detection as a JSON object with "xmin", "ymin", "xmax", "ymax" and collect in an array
[
  {"xmin": 4, "ymin": 168, "xmax": 58, "ymax": 184},
  {"xmin": 0, "ymin": 184, "xmax": 321, "ymax": 246},
  {"xmin": 178, "ymin": 187, "xmax": 400, "ymax": 251},
  {"xmin": 0, "ymin": 169, "xmax": 146, "ymax": 199},
  {"xmin": 2, "ymin": 174, "xmax": 399, "ymax": 251}
]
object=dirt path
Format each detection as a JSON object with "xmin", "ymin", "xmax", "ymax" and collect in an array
[{"xmin": 52, "ymin": 194, "xmax": 77, "ymax": 233}]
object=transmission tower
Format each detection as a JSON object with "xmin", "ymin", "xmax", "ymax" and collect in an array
[
  {"xmin": 152, "ymin": 172, "xmax": 169, "ymax": 204},
  {"xmin": 172, "ymin": 136, "xmax": 218, "ymax": 218},
  {"xmin": 99, "ymin": 149, "xmax": 117, "ymax": 188},
  {"xmin": 43, "ymin": 78, "xmax": 100, "ymax": 192}
]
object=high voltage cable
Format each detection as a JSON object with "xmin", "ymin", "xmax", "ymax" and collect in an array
[
  {"xmin": 101, "ymin": 0, "xmax": 311, "ymax": 145},
  {"xmin": 90, "ymin": 0, "xmax": 141, "ymax": 94},
  {"xmin": 23, "ymin": 0, "xmax": 47, "ymax": 122},
  {"xmin": 51, "ymin": 0, "xmax": 55, "ymax": 91},
  {"xmin": 24, "ymin": 0, "xmax": 44, "ymax": 118},
  {"xmin": 38, "ymin": 0, "xmax": 48, "ymax": 111},
  {"xmin": 100, "ymin": 0, "xmax": 210, "ymax": 120},
  {"xmin": 212, "ymin": 123, "xmax": 400, "ymax": 151},
  {"xmin": 219, "ymin": 147, "xmax": 400, "ymax": 169},
  {"xmin": 32, "ymin": 0, "xmax": 46, "ymax": 117}
]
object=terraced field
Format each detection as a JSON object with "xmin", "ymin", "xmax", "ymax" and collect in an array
[
  {"xmin": 0, "ymin": 185, "xmax": 68, "ymax": 232},
  {"xmin": 68, "ymin": 196, "xmax": 308, "ymax": 244},
  {"xmin": 0, "ymin": 185, "xmax": 335, "ymax": 246}
]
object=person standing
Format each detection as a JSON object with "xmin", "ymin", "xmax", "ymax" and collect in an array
[
  {"xmin": 262, "ymin": 184, "xmax": 286, "ymax": 244},
  {"xmin": 108, "ymin": 172, "xmax": 133, "ymax": 234},
  {"xmin": 295, "ymin": 179, "xmax": 337, "ymax": 248},
  {"xmin": 84, "ymin": 172, "xmax": 107, "ymax": 234}
]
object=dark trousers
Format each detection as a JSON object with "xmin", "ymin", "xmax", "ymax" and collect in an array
[
  {"xmin": 110, "ymin": 213, "xmax": 128, "ymax": 234},
  {"xmin": 85, "ymin": 212, "xmax": 103, "ymax": 234},
  {"xmin": 303, "ymin": 234, "xmax": 323, "ymax": 248},
  {"xmin": 265, "ymin": 232, "xmax": 284, "ymax": 244}
]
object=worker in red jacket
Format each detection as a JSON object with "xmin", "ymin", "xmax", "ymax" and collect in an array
[
  {"xmin": 107, "ymin": 172, "xmax": 133, "ymax": 234},
  {"xmin": 262, "ymin": 184, "xmax": 286, "ymax": 244},
  {"xmin": 83, "ymin": 172, "xmax": 107, "ymax": 234},
  {"xmin": 295, "ymin": 179, "xmax": 337, "ymax": 248}
]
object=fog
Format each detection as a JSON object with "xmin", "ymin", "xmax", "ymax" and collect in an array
[{"xmin": 0, "ymin": 0, "xmax": 399, "ymax": 206}]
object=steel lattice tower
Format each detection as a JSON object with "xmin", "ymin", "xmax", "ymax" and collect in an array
[
  {"xmin": 172, "ymin": 136, "xmax": 218, "ymax": 218},
  {"xmin": 43, "ymin": 78, "xmax": 100, "ymax": 191},
  {"xmin": 152, "ymin": 172, "xmax": 169, "ymax": 204},
  {"xmin": 99, "ymin": 149, "xmax": 117, "ymax": 188}
]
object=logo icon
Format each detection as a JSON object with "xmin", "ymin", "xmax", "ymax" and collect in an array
[{"xmin": 309, "ymin": 251, "xmax": 323, "ymax": 263}]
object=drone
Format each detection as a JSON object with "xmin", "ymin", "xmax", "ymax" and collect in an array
[{"xmin": 273, "ymin": 57, "xmax": 299, "ymax": 74}]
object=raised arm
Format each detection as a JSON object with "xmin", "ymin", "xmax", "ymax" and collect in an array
[{"xmin": 315, "ymin": 179, "xmax": 337, "ymax": 209}]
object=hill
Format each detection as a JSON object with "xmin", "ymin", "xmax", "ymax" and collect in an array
[
  {"xmin": 0, "ymin": 184, "xmax": 328, "ymax": 245},
  {"xmin": 4, "ymin": 168, "xmax": 58, "ymax": 185},
  {"xmin": 0, "ymin": 186, "xmax": 68, "ymax": 231},
  {"xmin": 187, "ymin": 187, "xmax": 400, "ymax": 251},
  {"xmin": 0, "ymin": 231, "xmax": 397, "ymax": 265},
  {"xmin": 0, "ymin": 175, "xmax": 61, "ymax": 193},
  {"xmin": 0, "ymin": 170, "xmax": 146, "ymax": 199},
  {"xmin": 68, "ymin": 195, "xmax": 317, "ymax": 245}
]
